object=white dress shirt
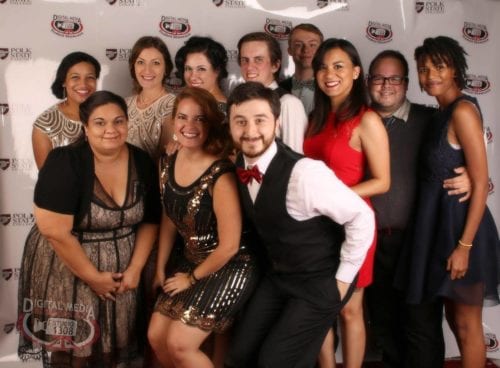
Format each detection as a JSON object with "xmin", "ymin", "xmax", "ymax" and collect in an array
[
  {"xmin": 268, "ymin": 81, "xmax": 308, "ymax": 154},
  {"xmin": 244, "ymin": 141, "xmax": 375, "ymax": 283}
]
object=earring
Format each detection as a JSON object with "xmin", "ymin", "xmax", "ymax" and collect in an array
[
  {"xmin": 63, "ymin": 86, "xmax": 67, "ymax": 104},
  {"xmin": 172, "ymin": 133, "xmax": 178, "ymax": 141}
]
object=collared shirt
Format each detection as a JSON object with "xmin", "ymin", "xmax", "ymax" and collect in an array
[
  {"xmin": 390, "ymin": 99, "xmax": 411, "ymax": 122},
  {"xmin": 291, "ymin": 77, "xmax": 315, "ymax": 116},
  {"xmin": 244, "ymin": 141, "xmax": 375, "ymax": 283},
  {"xmin": 268, "ymin": 81, "xmax": 308, "ymax": 154}
]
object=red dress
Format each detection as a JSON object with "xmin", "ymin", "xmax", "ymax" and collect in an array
[{"xmin": 303, "ymin": 108, "xmax": 376, "ymax": 288}]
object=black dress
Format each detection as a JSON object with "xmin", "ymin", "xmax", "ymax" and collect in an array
[
  {"xmin": 17, "ymin": 142, "xmax": 161, "ymax": 367},
  {"xmin": 398, "ymin": 95, "xmax": 500, "ymax": 306},
  {"xmin": 155, "ymin": 153, "xmax": 258, "ymax": 333}
]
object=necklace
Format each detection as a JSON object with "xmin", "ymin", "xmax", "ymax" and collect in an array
[{"xmin": 137, "ymin": 89, "xmax": 165, "ymax": 108}]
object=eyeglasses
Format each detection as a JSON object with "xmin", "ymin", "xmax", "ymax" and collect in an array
[{"xmin": 369, "ymin": 75, "xmax": 407, "ymax": 85}]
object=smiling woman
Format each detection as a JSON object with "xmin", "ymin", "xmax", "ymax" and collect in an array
[
  {"xmin": 31, "ymin": 51, "xmax": 101, "ymax": 169},
  {"xmin": 18, "ymin": 91, "xmax": 161, "ymax": 367},
  {"xmin": 126, "ymin": 36, "xmax": 176, "ymax": 162}
]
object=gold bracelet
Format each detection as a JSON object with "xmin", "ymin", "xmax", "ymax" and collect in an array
[{"xmin": 458, "ymin": 239, "xmax": 473, "ymax": 248}]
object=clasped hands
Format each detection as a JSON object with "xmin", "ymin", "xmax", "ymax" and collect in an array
[{"xmin": 89, "ymin": 267, "xmax": 141, "ymax": 301}]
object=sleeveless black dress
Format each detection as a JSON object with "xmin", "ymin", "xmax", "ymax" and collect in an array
[
  {"xmin": 155, "ymin": 153, "xmax": 258, "ymax": 332},
  {"xmin": 398, "ymin": 95, "xmax": 500, "ymax": 306}
]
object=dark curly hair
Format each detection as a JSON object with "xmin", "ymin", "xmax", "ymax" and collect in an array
[
  {"xmin": 129, "ymin": 36, "xmax": 174, "ymax": 93},
  {"xmin": 51, "ymin": 52, "xmax": 101, "ymax": 99},
  {"xmin": 414, "ymin": 36, "xmax": 468, "ymax": 90},
  {"xmin": 175, "ymin": 36, "xmax": 228, "ymax": 86}
]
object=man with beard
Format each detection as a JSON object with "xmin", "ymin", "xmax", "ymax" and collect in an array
[{"xmin": 224, "ymin": 81, "xmax": 375, "ymax": 368}]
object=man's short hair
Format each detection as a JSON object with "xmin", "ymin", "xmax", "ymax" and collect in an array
[
  {"xmin": 368, "ymin": 49, "xmax": 409, "ymax": 78},
  {"xmin": 237, "ymin": 32, "xmax": 282, "ymax": 79},
  {"xmin": 227, "ymin": 82, "xmax": 281, "ymax": 120},
  {"xmin": 288, "ymin": 23, "xmax": 324, "ymax": 46}
]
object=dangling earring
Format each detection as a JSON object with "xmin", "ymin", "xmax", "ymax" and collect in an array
[
  {"xmin": 172, "ymin": 133, "xmax": 178, "ymax": 141},
  {"xmin": 63, "ymin": 86, "xmax": 68, "ymax": 105}
]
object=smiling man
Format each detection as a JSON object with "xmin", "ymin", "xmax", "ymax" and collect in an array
[
  {"xmin": 280, "ymin": 23, "xmax": 323, "ymax": 114},
  {"xmin": 224, "ymin": 82, "xmax": 374, "ymax": 368},
  {"xmin": 237, "ymin": 32, "xmax": 308, "ymax": 153}
]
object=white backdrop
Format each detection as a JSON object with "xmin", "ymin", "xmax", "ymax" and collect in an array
[{"xmin": 1, "ymin": 0, "xmax": 499, "ymax": 363}]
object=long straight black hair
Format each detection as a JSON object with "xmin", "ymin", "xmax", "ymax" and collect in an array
[{"xmin": 308, "ymin": 38, "xmax": 367, "ymax": 137}]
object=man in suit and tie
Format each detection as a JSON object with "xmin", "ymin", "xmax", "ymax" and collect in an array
[{"xmin": 224, "ymin": 81, "xmax": 375, "ymax": 368}]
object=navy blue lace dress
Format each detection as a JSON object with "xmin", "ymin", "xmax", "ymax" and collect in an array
[{"xmin": 398, "ymin": 95, "xmax": 500, "ymax": 306}]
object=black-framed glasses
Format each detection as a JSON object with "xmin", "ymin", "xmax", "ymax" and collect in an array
[{"xmin": 368, "ymin": 75, "xmax": 407, "ymax": 85}]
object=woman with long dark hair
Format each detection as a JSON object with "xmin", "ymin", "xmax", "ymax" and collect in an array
[{"xmin": 304, "ymin": 38, "xmax": 390, "ymax": 368}]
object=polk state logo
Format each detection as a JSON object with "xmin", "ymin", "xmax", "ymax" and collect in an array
[
  {"xmin": 484, "ymin": 126, "xmax": 493, "ymax": 144},
  {"xmin": 106, "ymin": 48, "xmax": 131, "ymax": 61},
  {"xmin": 4, "ymin": 323, "xmax": 15, "ymax": 334},
  {"xmin": 463, "ymin": 22, "xmax": 488, "ymax": 43},
  {"xmin": 415, "ymin": 1, "xmax": 444, "ymax": 14},
  {"xmin": 9, "ymin": 47, "xmax": 32, "ymax": 61},
  {"xmin": 213, "ymin": 0, "xmax": 223, "ymax": 6},
  {"xmin": 212, "ymin": 0, "xmax": 245, "ymax": 8},
  {"xmin": 366, "ymin": 21, "xmax": 393, "ymax": 43},
  {"xmin": 107, "ymin": 0, "xmax": 142, "ymax": 6},
  {"xmin": 226, "ymin": 49, "xmax": 238, "ymax": 63},
  {"xmin": 159, "ymin": 16, "xmax": 191, "ymax": 38},
  {"xmin": 464, "ymin": 74, "xmax": 490, "ymax": 95},
  {"xmin": 0, "ymin": 159, "xmax": 10, "ymax": 170},
  {"xmin": 1, "ymin": 213, "xmax": 35, "ymax": 226},
  {"xmin": 0, "ymin": 103, "xmax": 9, "ymax": 114},
  {"xmin": 0, "ymin": 214, "xmax": 11, "ymax": 225},
  {"xmin": 488, "ymin": 178, "xmax": 495, "ymax": 195},
  {"xmin": 51, "ymin": 15, "xmax": 84, "ymax": 38},
  {"xmin": 317, "ymin": 0, "xmax": 349, "ymax": 10},
  {"xmin": 485, "ymin": 333, "xmax": 499, "ymax": 352},
  {"xmin": 106, "ymin": 48, "xmax": 117, "ymax": 60},
  {"xmin": 264, "ymin": 19, "xmax": 292, "ymax": 41},
  {"xmin": 2, "ymin": 268, "xmax": 20, "ymax": 281},
  {"xmin": 0, "ymin": 48, "xmax": 9, "ymax": 60}
]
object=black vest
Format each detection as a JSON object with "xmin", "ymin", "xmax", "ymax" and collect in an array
[{"xmin": 237, "ymin": 141, "xmax": 343, "ymax": 275}]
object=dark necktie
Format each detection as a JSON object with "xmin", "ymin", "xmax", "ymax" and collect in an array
[
  {"xmin": 382, "ymin": 116, "xmax": 396, "ymax": 128},
  {"xmin": 236, "ymin": 165, "xmax": 262, "ymax": 184}
]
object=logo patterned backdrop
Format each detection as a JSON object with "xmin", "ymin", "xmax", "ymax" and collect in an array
[{"xmin": 0, "ymin": 0, "xmax": 499, "ymax": 363}]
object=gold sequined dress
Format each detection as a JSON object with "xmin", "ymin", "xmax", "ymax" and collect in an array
[{"xmin": 155, "ymin": 153, "xmax": 258, "ymax": 333}]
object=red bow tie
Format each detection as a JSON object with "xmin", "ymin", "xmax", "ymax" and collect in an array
[{"xmin": 236, "ymin": 165, "xmax": 263, "ymax": 184}]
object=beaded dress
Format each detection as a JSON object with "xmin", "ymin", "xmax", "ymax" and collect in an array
[{"xmin": 155, "ymin": 153, "xmax": 258, "ymax": 332}]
